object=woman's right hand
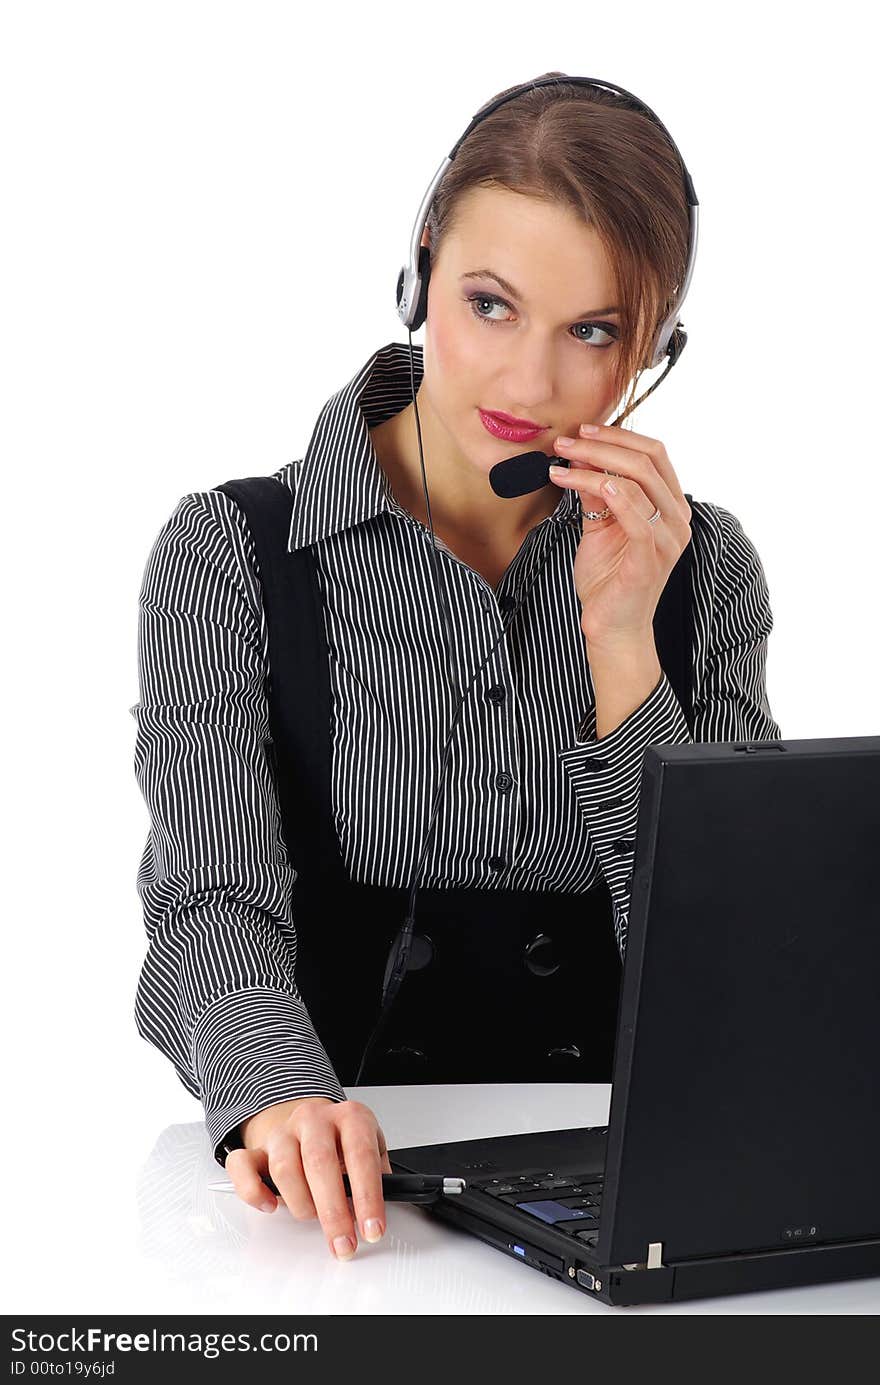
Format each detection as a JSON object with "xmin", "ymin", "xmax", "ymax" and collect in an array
[{"xmin": 224, "ymin": 1096, "xmax": 394, "ymax": 1260}]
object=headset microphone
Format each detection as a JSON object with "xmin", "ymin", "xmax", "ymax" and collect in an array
[
  {"xmin": 353, "ymin": 73, "xmax": 699, "ymax": 1085},
  {"xmin": 489, "ymin": 449, "xmax": 566, "ymax": 498}
]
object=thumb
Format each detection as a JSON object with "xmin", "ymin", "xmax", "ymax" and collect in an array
[{"xmin": 226, "ymin": 1146, "xmax": 278, "ymax": 1212}]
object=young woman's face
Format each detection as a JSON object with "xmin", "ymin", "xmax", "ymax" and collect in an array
[{"xmin": 421, "ymin": 184, "xmax": 627, "ymax": 477}]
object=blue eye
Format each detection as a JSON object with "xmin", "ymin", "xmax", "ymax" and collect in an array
[{"xmin": 465, "ymin": 292, "xmax": 618, "ymax": 349}]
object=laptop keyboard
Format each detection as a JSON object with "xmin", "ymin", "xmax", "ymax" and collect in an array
[{"xmin": 469, "ymin": 1170, "xmax": 604, "ymax": 1249}]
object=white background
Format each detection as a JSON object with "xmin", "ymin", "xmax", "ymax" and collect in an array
[{"xmin": 2, "ymin": 0, "xmax": 877, "ymax": 1315}]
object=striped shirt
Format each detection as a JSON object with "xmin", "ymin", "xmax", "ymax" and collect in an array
[{"xmin": 130, "ymin": 339, "xmax": 782, "ymax": 1154}]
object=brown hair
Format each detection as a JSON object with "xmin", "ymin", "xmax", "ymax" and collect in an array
[{"xmin": 424, "ymin": 72, "xmax": 692, "ymax": 422}]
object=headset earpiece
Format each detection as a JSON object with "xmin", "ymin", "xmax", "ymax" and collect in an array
[
  {"xmin": 396, "ymin": 245, "xmax": 431, "ymax": 331},
  {"xmin": 666, "ymin": 323, "xmax": 688, "ymax": 365},
  {"xmin": 411, "ymin": 245, "xmax": 431, "ymax": 331}
]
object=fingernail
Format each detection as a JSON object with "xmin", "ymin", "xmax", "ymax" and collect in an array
[
  {"xmin": 580, "ymin": 423, "xmax": 600, "ymax": 434},
  {"xmin": 364, "ymin": 1218, "xmax": 384, "ymax": 1242},
  {"xmin": 333, "ymin": 1235, "xmax": 356, "ymax": 1259},
  {"xmin": 260, "ymin": 1200, "xmax": 275, "ymax": 1213},
  {"xmin": 548, "ymin": 465, "xmax": 568, "ymax": 478},
  {"xmin": 555, "ymin": 435, "xmax": 575, "ymax": 447}
]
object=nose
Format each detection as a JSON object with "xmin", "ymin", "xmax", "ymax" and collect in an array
[{"xmin": 502, "ymin": 338, "xmax": 555, "ymax": 413}]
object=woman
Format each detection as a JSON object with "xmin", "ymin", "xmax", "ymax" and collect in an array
[{"xmin": 131, "ymin": 73, "xmax": 781, "ymax": 1263}]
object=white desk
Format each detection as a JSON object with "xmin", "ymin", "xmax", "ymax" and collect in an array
[{"xmin": 21, "ymin": 1084, "xmax": 880, "ymax": 1314}]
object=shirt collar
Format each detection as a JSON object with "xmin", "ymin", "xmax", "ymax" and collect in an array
[{"xmin": 287, "ymin": 339, "xmax": 580, "ymax": 552}]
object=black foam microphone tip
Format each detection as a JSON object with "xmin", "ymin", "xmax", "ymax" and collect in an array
[{"xmin": 489, "ymin": 450, "xmax": 558, "ymax": 498}]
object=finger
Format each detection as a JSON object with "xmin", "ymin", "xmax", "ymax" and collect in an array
[
  {"xmin": 377, "ymin": 1126, "xmax": 394, "ymax": 1176},
  {"xmin": 557, "ymin": 422, "xmax": 686, "ymax": 514},
  {"xmin": 225, "ymin": 1146, "xmax": 278, "ymax": 1214},
  {"xmin": 299, "ymin": 1127, "xmax": 360, "ymax": 1261},
  {"xmin": 576, "ymin": 421, "xmax": 689, "ymax": 507},
  {"xmin": 554, "ymin": 437, "xmax": 681, "ymax": 526},
  {"xmin": 265, "ymin": 1131, "xmax": 317, "ymax": 1221},
  {"xmin": 339, "ymin": 1118, "xmax": 388, "ymax": 1244},
  {"xmin": 548, "ymin": 462, "xmax": 631, "ymax": 520},
  {"xmin": 595, "ymin": 473, "xmax": 667, "ymax": 548}
]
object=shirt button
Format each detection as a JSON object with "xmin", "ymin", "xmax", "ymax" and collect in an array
[
  {"xmin": 488, "ymin": 855, "xmax": 507, "ymax": 872},
  {"xmin": 407, "ymin": 933, "xmax": 435, "ymax": 970},
  {"xmin": 611, "ymin": 838, "xmax": 635, "ymax": 854},
  {"xmin": 381, "ymin": 1045, "xmax": 428, "ymax": 1069},
  {"xmin": 545, "ymin": 1044, "xmax": 582, "ymax": 1062},
  {"xmin": 524, "ymin": 933, "xmax": 561, "ymax": 976},
  {"xmin": 495, "ymin": 771, "xmax": 514, "ymax": 792},
  {"xmin": 498, "ymin": 594, "xmax": 517, "ymax": 614},
  {"xmin": 597, "ymin": 796, "xmax": 625, "ymax": 810},
  {"xmin": 487, "ymin": 685, "xmax": 507, "ymax": 705}
]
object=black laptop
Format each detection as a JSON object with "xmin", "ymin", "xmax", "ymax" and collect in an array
[{"xmin": 389, "ymin": 734, "xmax": 880, "ymax": 1307}]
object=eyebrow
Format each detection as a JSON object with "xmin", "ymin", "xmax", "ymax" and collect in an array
[{"xmin": 460, "ymin": 268, "xmax": 620, "ymax": 318}]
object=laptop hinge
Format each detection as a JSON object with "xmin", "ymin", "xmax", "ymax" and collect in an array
[{"xmin": 620, "ymin": 1242, "xmax": 665, "ymax": 1271}]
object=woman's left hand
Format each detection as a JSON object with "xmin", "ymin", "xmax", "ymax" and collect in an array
[{"xmin": 548, "ymin": 423, "xmax": 693, "ymax": 650}]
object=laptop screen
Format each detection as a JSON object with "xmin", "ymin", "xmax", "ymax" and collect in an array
[{"xmin": 601, "ymin": 735, "xmax": 880, "ymax": 1267}]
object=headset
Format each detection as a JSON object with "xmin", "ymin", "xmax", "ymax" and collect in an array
[{"xmin": 353, "ymin": 74, "xmax": 700, "ymax": 1084}]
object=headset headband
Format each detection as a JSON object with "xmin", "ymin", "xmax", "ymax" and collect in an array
[{"xmin": 395, "ymin": 74, "xmax": 699, "ymax": 370}]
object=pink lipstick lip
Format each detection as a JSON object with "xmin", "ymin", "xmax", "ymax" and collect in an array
[
  {"xmin": 485, "ymin": 408, "xmax": 545, "ymax": 429},
  {"xmin": 479, "ymin": 408, "xmax": 547, "ymax": 442}
]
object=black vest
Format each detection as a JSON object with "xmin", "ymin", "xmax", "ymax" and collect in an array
[{"xmin": 214, "ymin": 476, "xmax": 696, "ymax": 1088}]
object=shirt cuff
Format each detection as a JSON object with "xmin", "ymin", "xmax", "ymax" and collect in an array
[
  {"xmin": 191, "ymin": 987, "xmax": 349, "ymax": 1160},
  {"xmin": 557, "ymin": 669, "xmax": 692, "ymax": 905}
]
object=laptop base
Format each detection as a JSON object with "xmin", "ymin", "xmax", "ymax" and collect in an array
[
  {"xmin": 422, "ymin": 1193, "xmax": 880, "ymax": 1305},
  {"xmin": 390, "ymin": 1128, "xmax": 880, "ymax": 1307}
]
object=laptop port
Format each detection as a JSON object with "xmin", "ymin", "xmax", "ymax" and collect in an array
[{"xmin": 576, "ymin": 1268, "xmax": 596, "ymax": 1291}]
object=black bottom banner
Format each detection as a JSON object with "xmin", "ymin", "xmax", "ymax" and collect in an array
[{"xmin": 2, "ymin": 1313, "xmax": 861, "ymax": 1380}]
